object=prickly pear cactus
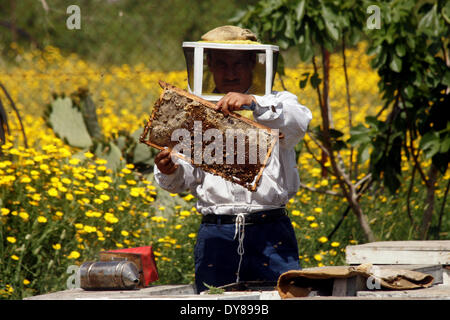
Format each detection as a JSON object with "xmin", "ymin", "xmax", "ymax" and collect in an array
[
  {"xmin": 71, "ymin": 88, "xmax": 103, "ymax": 140},
  {"xmin": 44, "ymin": 95, "xmax": 93, "ymax": 148},
  {"xmin": 94, "ymin": 140, "xmax": 125, "ymax": 171},
  {"xmin": 45, "ymin": 89, "xmax": 157, "ymax": 173},
  {"xmin": 131, "ymin": 127, "xmax": 156, "ymax": 166}
]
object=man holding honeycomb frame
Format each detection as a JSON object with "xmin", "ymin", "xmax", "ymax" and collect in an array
[{"xmin": 154, "ymin": 26, "xmax": 312, "ymax": 293}]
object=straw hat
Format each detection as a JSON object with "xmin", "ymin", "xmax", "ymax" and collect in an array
[{"xmin": 201, "ymin": 25, "xmax": 258, "ymax": 42}]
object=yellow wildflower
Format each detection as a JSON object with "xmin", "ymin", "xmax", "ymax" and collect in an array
[
  {"xmin": 37, "ymin": 216, "xmax": 48, "ymax": 223},
  {"xmin": 318, "ymin": 236, "xmax": 328, "ymax": 243},
  {"xmin": 183, "ymin": 194, "xmax": 195, "ymax": 201},
  {"xmin": 67, "ymin": 251, "xmax": 80, "ymax": 259},
  {"xmin": 19, "ymin": 211, "xmax": 29, "ymax": 221},
  {"xmin": 47, "ymin": 188, "xmax": 58, "ymax": 197},
  {"xmin": 331, "ymin": 241, "xmax": 340, "ymax": 247},
  {"xmin": 100, "ymin": 194, "xmax": 110, "ymax": 201},
  {"xmin": 6, "ymin": 236, "xmax": 16, "ymax": 243},
  {"xmin": 84, "ymin": 152, "xmax": 94, "ymax": 159}
]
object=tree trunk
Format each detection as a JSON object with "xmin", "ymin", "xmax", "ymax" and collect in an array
[
  {"xmin": 420, "ymin": 164, "xmax": 438, "ymax": 239},
  {"xmin": 319, "ymin": 46, "xmax": 376, "ymax": 243}
]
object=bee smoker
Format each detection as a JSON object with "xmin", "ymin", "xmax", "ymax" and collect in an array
[{"xmin": 79, "ymin": 260, "xmax": 140, "ymax": 290}]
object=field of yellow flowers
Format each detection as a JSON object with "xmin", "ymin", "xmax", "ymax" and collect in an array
[{"xmin": 0, "ymin": 43, "xmax": 448, "ymax": 299}]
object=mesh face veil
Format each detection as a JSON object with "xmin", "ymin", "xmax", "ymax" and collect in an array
[{"xmin": 182, "ymin": 41, "xmax": 279, "ymax": 102}]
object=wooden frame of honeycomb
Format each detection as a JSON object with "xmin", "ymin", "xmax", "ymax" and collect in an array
[{"xmin": 139, "ymin": 81, "xmax": 281, "ymax": 191}]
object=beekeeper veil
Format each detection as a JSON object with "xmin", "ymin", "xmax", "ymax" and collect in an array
[{"xmin": 182, "ymin": 26, "xmax": 279, "ymax": 102}]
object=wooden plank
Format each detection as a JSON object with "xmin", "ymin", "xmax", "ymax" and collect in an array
[
  {"xmin": 332, "ymin": 276, "xmax": 366, "ymax": 296},
  {"xmin": 443, "ymin": 267, "xmax": 450, "ymax": 286},
  {"xmin": 357, "ymin": 285, "xmax": 450, "ymax": 299},
  {"xmin": 348, "ymin": 241, "xmax": 450, "ymax": 251},
  {"xmin": 346, "ymin": 241, "xmax": 450, "ymax": 265}
]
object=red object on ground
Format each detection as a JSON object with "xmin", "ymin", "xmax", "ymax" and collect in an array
[{"xmin": 104, "ymin": 246, "xmax": 159, "ymax": 286}]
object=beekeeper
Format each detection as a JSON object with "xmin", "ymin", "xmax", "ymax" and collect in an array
[{"xmin": 154, "ymin": 26, "xmax": 312, "ymax": 293}]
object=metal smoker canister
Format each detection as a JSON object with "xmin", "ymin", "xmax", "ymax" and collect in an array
[{"xmin": 80, "ymin": 260, "xmax": 140, "ymax": 290}]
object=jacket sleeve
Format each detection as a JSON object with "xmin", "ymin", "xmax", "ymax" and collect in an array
[
  {"xmin": 252, "ymin": 91, "xmax": 312, "ymax": 149},
  {"xmin": 153, "ymin": 157, "xmax": 204, "ymax": 194}
]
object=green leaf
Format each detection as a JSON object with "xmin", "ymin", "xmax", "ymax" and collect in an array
[
  {"xmin": 443, "ymin": 2, "xmax": 450, "ymax": 24},
  {"xmin": 358, "ymin": 143, "xmax": 371, "ymax": 164},
  {"xmin": 332, "ymin": 140, "xmax": 347, "ymax": 151},
  {"xmin": 284, "ymin": 14, "xmax": 295, "ymax": 39},
  {"xmin": 389, "ymin": 54, "xmax": 402, "ymax": 72},
  {"xmin": 371, "ymin": 48, "xmax": 387, "ymax": 69},
  {"xmin": 440, "ymin": 134, "xmax": 450, "ymax": 154},
  {"xmin": 418, "ymin": 4, "xmax": 439, "ymax": 36},
  {"xmin": 442, "ymin": 70, "xmax": 450, "ymax": 87},
  {"xmin": 298, "ymin": 23, "xmax": 313, "ymax": 61},
  {"xmin": 350, "ymin": 123, "xmax": 371, "ymax": 136},
  {"xmin": 329, "ymin": 128, "xmax": 344, "ymax": 139},
  {"xmin": 295, "ymin": 0, "xmax": 306, "ymax": 22},
  {"xmin": 403, "ymin": 86, "xmax": 414, "ymax": 99},
  {"xmin": 395, "ymin": 43, "xmax": 406, "ymax": 57},
  {"xmin": 299, "ymin": 72, "xmax": 310, "ymax": 89},
  {"xmin": 310, "ymin": 72, "xmax": 322, "ymax": 89},
  {"xmin": 322, "ymin": 4, "xmax": 339, "ymax": 41},
  {"xmin": 348, "ymin": 133, "xmax": 371, "ymax": 146},
  {"xmin": 420, "ymin": 131, "xmax": 440, "ymax": 159},
  {"xmin": 365, "ymin": 116, "xmax": 382, "ymax": 129}
]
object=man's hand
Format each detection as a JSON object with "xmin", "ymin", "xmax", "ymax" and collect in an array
[
  {"xmin": 216, "ymin": 92, "xmax": 256, "ymax": 116},
  {"xmin": 155, "ymin": 149, "xmax": 179, "ymax": 175}
]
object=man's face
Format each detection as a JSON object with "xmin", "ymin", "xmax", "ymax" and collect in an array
[{"xmin": 207, "ymin": 50, "xmax": 255, "ymax": 94}]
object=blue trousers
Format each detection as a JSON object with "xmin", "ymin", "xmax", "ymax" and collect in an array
[{"xmin": 194, "ymin": 213, "xmax": 301, "ymax": 293}]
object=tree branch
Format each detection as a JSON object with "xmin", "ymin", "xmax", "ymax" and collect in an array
[
  {"xmin": 318, "ymin": 46, "xmax": 375, "ymax": 242},
  {"xmin": 406, "ymin": 164, "xmax": 417, "ymax": 226},
  {"xmin": 299, "ymin": 182, "xmax": 344, "ymax": 197},
  {"xmin": 342, "ymin": 37, "xmax": 355, "ymax": 179},
  {"xmin": 0, "ymin": 82, "xmax": 28, "ymax": 148},
  {"xmin": 437, "ymin": 177, "xmax": 450, "ymax": 238}
]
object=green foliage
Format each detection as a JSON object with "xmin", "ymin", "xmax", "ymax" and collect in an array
[
  {"xmin": 44, "ymin": 89, "xmax": 157, "ymax": 173},
  {"xmin": 365, "ymin": 0, "xmax": 449, "ymax": 190},
  {"xmin": 234, "ymin": 0, "xmax": 449, "ymax": 195},
  {"xmin": 203, "ymin": 283, "xmax": 226, "ymax": 294},
  {"xmin": 232, "ymin": 0, "xmax": 365, "ymax": 61},
  {"xmin": 44, "ymin": 96, "xmax": 93, "ymax": 149},
  {"xmin": 0, "ymin": 0, "xmax": 259, "ymax": 70}
]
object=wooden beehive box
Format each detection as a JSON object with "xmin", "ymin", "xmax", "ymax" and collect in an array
[
  {"xmin": 139, "ymin": 81, "xmax": 280, "ymax": 191},
  {"xmin": 345, "ymin": 240, "xmax": 450, "ymax": 265}
]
